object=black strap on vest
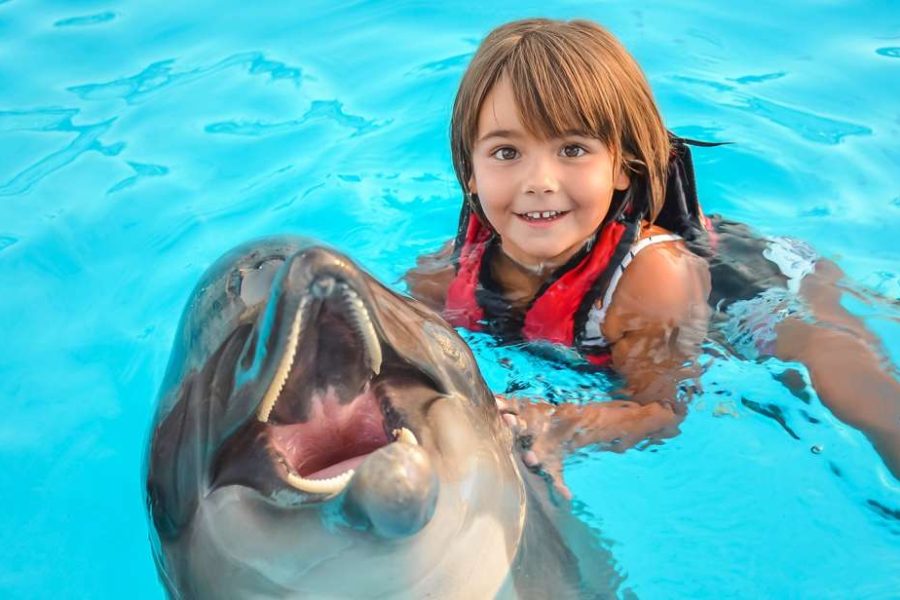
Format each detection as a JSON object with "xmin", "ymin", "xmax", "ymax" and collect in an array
[{"xmin": 657, "ymin": 134, "xmax": 731, "ymax": 257}]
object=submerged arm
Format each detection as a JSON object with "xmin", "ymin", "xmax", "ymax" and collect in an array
[
  {"xmin": 497, "ymin": 396, "xmax": 683, "ymax": 498},
  {"xmin": 403, "ymin": 241, "xmax": 455, "ymax": 311}
]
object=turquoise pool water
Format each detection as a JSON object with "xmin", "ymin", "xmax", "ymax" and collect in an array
[{"xmin": 1, "ymin": 1, "xmax": 898, "ymax": 597}]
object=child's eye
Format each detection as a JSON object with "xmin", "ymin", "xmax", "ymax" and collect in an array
[
  {"xmin": 491, "ymin": 147, "xmax": 519, "ymax": 161},
  {"xmin": 561, "ymin": 144, "xmax": 587, "ymax": 158}
]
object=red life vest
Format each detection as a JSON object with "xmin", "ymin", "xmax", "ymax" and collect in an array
[{"xmin": 443, "ymin": 212, "xmax": 638, "ymax": 366}]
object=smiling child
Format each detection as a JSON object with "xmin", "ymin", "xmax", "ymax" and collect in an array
[{"xmin": 406, "ymin": 18, "xmax": 900, "ymax": 490}]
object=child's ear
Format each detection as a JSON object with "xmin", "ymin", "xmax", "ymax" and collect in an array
[
  {"xmin": 467, "ymin": 175, "xmax": 478, "ymax": 195},
  {"xmin": 613, "ymin": 164, "xmax": 630, "ymax": 191}
]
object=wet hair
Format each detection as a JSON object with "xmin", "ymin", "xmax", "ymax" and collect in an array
[{"xmin": 451, "ymin": 18, "xmax": 671, "ymax": 220}]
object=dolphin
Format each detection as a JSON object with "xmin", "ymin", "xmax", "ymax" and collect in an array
[{"xmin": 145, "ymin": 237, "xmax": 624, "ymax": 599}]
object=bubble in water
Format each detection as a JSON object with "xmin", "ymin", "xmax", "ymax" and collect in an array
[
  {"xmin": 713, "ymin": 401, "xmax": 739, "ymax": 418},
  {"xmin": 811, "ymin": 445, "xmax": 823, "ymax": 455}
]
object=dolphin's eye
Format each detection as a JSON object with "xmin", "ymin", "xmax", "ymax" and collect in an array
[{"xmin": 239, "ymin": 258, "xmax": 284, "ymax": 306}]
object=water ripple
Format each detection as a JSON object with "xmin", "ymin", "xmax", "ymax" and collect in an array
[
  {"xmin": 739, "ymin": 97, "xmax": 872, "ymax": 144},
  {"xmin": 875, "ymin": 47, "xmax": 900, "ymax": 58},
  {"xmin": 67, "ymin": 52, "xmax": 304, "ymax": 105},
  {"xmin": 730, "ymin": 72, "xmax": 787, "ymax": 85},
  {"xmin": 248, "ymin": 55, "xmax": 303, "ymax": 81},
  {"xmin": 669, "ymin": 74, "xmax": 873, "ymax": 144},
  {"xmin": 740, "ymin": 397, "xmax": 801, "ymax": 440},
  {"xmin": 411, "ymin": 52, "xmax": 472, "ymax": 74},
  {"xmin": 204, "ymin": 99, "xmax": 387, "ymax": 137},
  {"xmin": 0, "ymin": 111, "xmax": 122, "ymax": 197},
  {"xmin": 671, "ymin": 75, "xmax": 735, "ymax": 93},
  {"xmin": 53, "ymin": 12, "xmax": 117, "ymax": 28},
  {"xmin": 671, "ymin": 124, "xmax": 728, "ymax": 143},
  {"xmin": 107, "ymin": 161, "xmax": 169, "ymax": 194},
  {"xmin": 799, "ymin": 206, "xmax": 831, "ymax": 217},
  {"xmin": 0, "ymin": 236, "xmax": 16, "ymax": 252},
  {"xmin": 0, "ymin": 108, "xmax": 79, "ymax": 132}
]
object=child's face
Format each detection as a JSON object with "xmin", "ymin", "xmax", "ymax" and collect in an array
[{"xmin": 469, "ymin": 76, "xmax": 630, "ymax": 269}]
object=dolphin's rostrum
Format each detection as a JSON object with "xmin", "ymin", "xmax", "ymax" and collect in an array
[{"xmin": 145, "ymin": 237, "xmax": 624, "ymax": 599}]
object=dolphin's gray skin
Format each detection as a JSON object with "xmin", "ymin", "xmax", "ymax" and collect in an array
[{"xmin": 145, "ymin": 237, "xmax": 624, "ymax": 599}]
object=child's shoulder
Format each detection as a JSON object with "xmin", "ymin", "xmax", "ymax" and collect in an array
[
  {"xmin": 404, "ymin": 241, "xmax": 456, "ymax": 311},
  {"xmin": 602, "ymin": 223, "xmax": 711, "ymax": 340}
]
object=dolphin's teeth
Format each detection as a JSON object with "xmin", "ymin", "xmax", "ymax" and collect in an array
[
  {"xmin": 257, "ymin": 297, "xmax": 308, "ymax": 423},
  {"xmin": 394, "ymin": 427, "xmax": 419, "ymax": 446},
  {"xmin": 285, "ymin": 469, "xmax": 354, "ymax": 496},
  {"xmin": 339, "ymin": 285, "xmax": 382, "ymax": 376}
]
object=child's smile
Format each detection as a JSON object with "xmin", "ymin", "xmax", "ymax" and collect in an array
[
  {"xmin": 516, "ymin": 210, "xmax": 570, "ymax": 225},
  {"xmin": 468, "ymin": 76, "xmax": 630, "ymax": 270}
]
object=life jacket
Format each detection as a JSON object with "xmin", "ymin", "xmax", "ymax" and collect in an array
[{"xmin": 443, "ymin": 134, "xmax": 719, "ymax": 366}]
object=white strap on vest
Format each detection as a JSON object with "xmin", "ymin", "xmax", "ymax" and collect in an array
[{"xmin": 581, "ymin": 233, "xmax": 683, "ymax": 347}]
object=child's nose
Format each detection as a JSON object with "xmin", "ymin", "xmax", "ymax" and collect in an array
[{"xmin": 523, "ymin": 154, "xmax": 560, "ymax": 195}]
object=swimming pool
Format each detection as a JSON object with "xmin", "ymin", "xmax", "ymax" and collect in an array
[{"xmin": 1, "ymin": 0, "xmax": 897, "ymax": 597}]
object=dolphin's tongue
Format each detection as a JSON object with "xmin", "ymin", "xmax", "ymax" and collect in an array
[{"xmin": 268, "ymin": 385, "xmax": 390, "ymax": 479}]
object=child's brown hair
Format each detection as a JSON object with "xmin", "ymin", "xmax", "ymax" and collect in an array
[{"xmin": 451, "ymin": 18, "xmax": 671, "ymax": 220}]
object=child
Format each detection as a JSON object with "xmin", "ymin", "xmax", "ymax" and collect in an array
[{"xmin": 405, "ymin": 18, "xmax": 900, "ymax": 491}]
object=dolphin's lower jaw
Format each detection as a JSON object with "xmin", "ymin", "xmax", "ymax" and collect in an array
[
  {"xmin": 264, "ymin": 377, "xmax": 422, "ymax": 497},
  {"xmin": 214, "ymin": 247, "xmax": 442, "ymax": 517}
]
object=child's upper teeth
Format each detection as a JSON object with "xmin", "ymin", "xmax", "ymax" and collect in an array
[{"xmin": 526, "ymin": 211, "xmax": 560, "ymax": 219}]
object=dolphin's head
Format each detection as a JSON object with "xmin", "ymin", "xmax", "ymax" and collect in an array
[{"xmin": 146, "ymin": 238, "xmax": 525, "ymax": 598}]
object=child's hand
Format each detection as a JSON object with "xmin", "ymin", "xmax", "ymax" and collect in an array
[
  {"xmin": 496, "ymin": 395, "xmax": 573, "ymax": 501},
  {"xmin": 496, "ymin": 394, "xmax": 684, "ymax": 502}
]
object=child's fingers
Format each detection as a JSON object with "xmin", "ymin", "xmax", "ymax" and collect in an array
[{"xmin": 554, "ymin": 480, "xmax": 573, "ymax": 502}]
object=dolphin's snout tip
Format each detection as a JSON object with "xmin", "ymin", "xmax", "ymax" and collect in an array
[
  {"xmin": 288, "ymin": 246, "xmax": 347, "ymax": 274},
  {"xmin": 311, "ymin": 275, "xmax": 336, "ymax": 299}
]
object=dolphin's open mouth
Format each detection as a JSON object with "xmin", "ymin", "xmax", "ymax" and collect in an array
[{"xmin": 249, "ymin": 274, "xmax": 437, "ymax": 498}]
